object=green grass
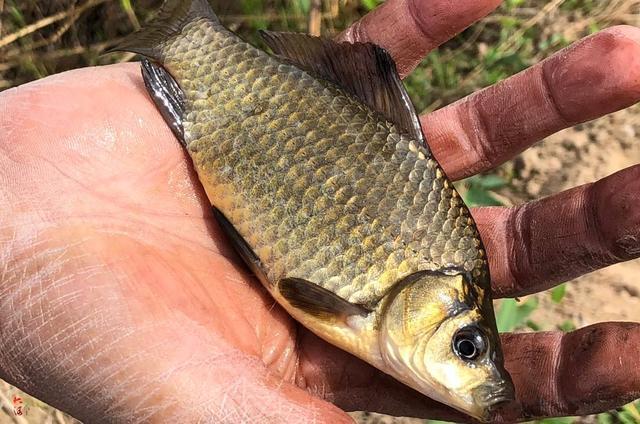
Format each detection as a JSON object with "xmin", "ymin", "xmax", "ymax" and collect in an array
[
  {"xmin": 551, "ymin": 284, "xmax": 567, "ymax": 303},
  {"xmin": 460, "ymin": 174, "xmax": 509, "ymax": 207},
  {"xmin": 496, "ymin": 297, "xmax": 539, "ymax": 332},
  {"xmin": 426, "ymin": 401, "xmax": 640, "ymax": 424}
]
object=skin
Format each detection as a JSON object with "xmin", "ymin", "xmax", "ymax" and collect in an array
[{"xmin": 1, "ymin": 0, "xmax": 640, "ymax": 422}]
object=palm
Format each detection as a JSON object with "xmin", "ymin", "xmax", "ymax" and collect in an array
[
  {"xmin": 2, "ymin": 2, "xmax": 640, "ymax": 423},
  {"xmin": 1, "ymin": 63, "xmax": 317, "ymax": 416},
  {"xmin": 3, "ymin": 64, "xmax": 414, "ymax": 423}
]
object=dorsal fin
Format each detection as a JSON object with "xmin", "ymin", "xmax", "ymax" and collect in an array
[
  {"xmin": 260, "ymin": 30, "xmax": 426, "ymax": 145},
  {"xmin": 108, "ymin": 0, "xmax": 219, "ymax": 60}
]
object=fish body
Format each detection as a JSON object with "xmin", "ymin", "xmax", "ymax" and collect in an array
[{"xmin": 114, "ymin": 0, "xmax": 515, "ymax": 420}]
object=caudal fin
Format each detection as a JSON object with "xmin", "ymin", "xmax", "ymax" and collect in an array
[{"xmin": 108, "ymin": 0, "xmax": 219, "ymax": 60}]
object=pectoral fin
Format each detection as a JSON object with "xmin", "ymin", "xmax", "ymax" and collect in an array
[{"xmin": 278, "ymin": 277, "xmax": 370, "ymax": 320}]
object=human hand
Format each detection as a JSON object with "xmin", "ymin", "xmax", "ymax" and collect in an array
[{"xmin": 1, "ymin": 1, "xmax": 640, "ymax": 423}]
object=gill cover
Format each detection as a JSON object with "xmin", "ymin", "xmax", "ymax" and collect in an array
[{"xmin": 380, "ymin": 270, "xmax": 515, "ymax": 421}]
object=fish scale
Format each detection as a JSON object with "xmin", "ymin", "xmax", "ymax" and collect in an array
[
  {"xmin": 156, "ymin": 20, "xmax": 488, "ymax": 305},
  {"xmin": 113, "ymin": 1, "xmax": 515, "ymax": 419}
]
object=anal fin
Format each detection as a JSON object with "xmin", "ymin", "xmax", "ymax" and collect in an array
[
  {"xmin": 212, "ymin": 207, "xmax": 270, "ymax": 286},
  {"xmin": 278, "ymin": 278, "xmax": 370, "ymax": 320}
]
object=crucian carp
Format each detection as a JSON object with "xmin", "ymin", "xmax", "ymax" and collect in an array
[{"xmin": 112, "ymin": 0, "xmax": 516, "ymax": 420}]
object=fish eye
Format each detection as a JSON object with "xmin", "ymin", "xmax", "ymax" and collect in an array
[{"xmin": 452, "ymin": 327, "xmax": 487, "ymax": 361}]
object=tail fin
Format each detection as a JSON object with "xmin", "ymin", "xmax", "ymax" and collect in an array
[{"xmin": 108, "ymin": 0, "xmax": 219, "ymax": 60}]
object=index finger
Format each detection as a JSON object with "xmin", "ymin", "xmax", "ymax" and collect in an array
[{"xmin": 338, "ymin": 0, "xmax": 502, "ymax": 77}]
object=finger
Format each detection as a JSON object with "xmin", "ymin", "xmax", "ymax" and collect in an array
[
  {"xmin": 424, "ymin": 26, "xmax": 640, "ymax": 180},
  {"xmin": 337, "ymin": 0, "xmax": 502, "ymax": 77},
  {"xmin": 502, "ymin": 322, "xmax": 640, "ymax": 420},
  {"xmin": 300, "ymin": 323, "xmax": 640, "ymax": 421},
  {"xmin": 297, "ymin": 330, "xmax": 467, "ymax": 423},
  {"xmin": 473, "ymin": 164, "xmax": 640, "ymax": 298}
]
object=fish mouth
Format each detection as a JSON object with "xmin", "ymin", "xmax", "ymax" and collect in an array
[{"xmin": 472, "ymin": 379, "xmax": 517, "ymax": 421}]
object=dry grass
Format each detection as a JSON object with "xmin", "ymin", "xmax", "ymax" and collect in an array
[{"xmin": 0, "ymin": 0, "xmax": 354, "ymax": 90}]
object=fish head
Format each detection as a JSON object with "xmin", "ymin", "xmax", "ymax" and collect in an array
[{"xmin": 379, "ymin": 270, "xmax": 515, "ymax": 422}]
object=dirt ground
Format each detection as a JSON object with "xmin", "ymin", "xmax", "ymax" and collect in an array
[
  {"xmin": 0, "ymin": 380, "xmax": 79, "ymax": 424},
  {"xmin": 1, "ymin": 60, "xmax": 640, "ymax": 424}
]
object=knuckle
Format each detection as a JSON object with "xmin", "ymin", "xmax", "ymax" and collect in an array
[
  {"xmin": 590, "ymin": 165, "xmax": 640, "ymax": 262},
  {"xmin": 460, "ymin": 97, "xmax": 497, "ymax": 175},
  {"xmin": 505, "ymin": 202, "xmax": 534, "ymax": 296}
]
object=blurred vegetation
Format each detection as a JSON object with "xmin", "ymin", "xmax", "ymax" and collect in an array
[
  {"xmin": 1, "ymin": 0, "xmax": 638, "ymax": 102},
  {"xmin": 2, "ymin": 1, "xmax": 640, "ymax": 423}
]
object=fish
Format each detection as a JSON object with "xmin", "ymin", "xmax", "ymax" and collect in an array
[{"xmin": 112, "ymin": 0, "xmax": 516, "ymax": 420}]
